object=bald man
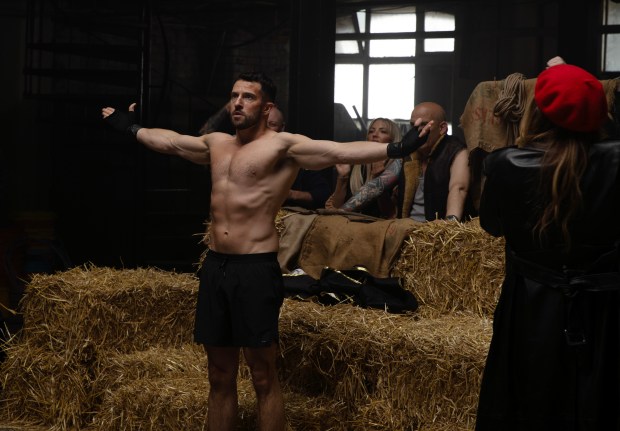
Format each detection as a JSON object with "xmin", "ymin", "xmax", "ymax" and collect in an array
[
  {"xmin": 267, "ymin": 106, "xmax": 285, "ymax": 132},
  {"xmin": 340, "ymin": 102, "xmax": 473, "ymax": 222}
]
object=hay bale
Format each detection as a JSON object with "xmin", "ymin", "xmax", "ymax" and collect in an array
[
  {"xmin": 20, "ymin": 266, "xmax": 198, "ymax": 355},
  {"xmin": 91, "ymin": 344, "xmax": 208, "ymax": 403},
  {"xmin": 91, "ymin": 344, "xmax": 347, "ymax": 431},
  {"xmin": 92, "ymin": 373, "xmax": 347, "ymax": 431},
  {"xmin": 1, "ymin": 261, "xmax": 492, "ymax": 430},
  {"xmin": 92, "ymin": 376, "xmax": 211, "ymax": 431},
  {"xmin": 283, "ymin": 391, "xmax": 350, "ymax": 431},
  {"xmin": 0, "ymin": 421, "xmax": 50, "ymax": 431},
  {"xmin": 0, "ymin": 343, "xmax": 93, "ymax": 430},
  {"xmin": 279, "ymin": 299, "xmax": 491, "ymax": 429},
  {"xmin": 393, "ymin": 218, "xmax": 504, "ymax": 318}
]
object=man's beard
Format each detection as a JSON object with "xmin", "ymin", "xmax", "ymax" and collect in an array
[{"xmin": 231, "ymin": 110, "xmax": 260, "ymax": 130}]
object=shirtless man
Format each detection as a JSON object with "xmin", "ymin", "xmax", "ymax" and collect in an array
[{"xmin": 102, "ymin": 72, "xmax": 431, "ymax": 431}]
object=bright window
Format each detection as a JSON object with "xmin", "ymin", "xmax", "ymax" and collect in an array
[
  {"xmin": 334, "ymin": 6, "xmax": 455, "ymax": 125},
  {"xmin": 601, "ymin": 0, "xmax": 620, "ymax": 72}
]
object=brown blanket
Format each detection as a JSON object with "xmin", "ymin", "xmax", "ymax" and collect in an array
[
  {"xmin": 277, "ymin": 211, "xmax": 318, "ymax": 273},
  {"xmin": 297, "ymin": 215, "xmax": 420, "ymax": 279}
]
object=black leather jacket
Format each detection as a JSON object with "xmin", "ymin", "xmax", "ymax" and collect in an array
[{"xmin": 480, "ymin": 141, "xmax": 620, "ymax": 268}]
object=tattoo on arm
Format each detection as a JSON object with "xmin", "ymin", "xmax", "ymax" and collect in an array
[{"xmin": 341, "ymin": 159, "xmax": 402, "ymax": 212}]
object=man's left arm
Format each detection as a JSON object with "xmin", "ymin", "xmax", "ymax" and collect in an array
[
  {"xmin": 284, "ymin": 121, "xmax": 432, "ymax": 170},
  {"xmin": 445, "ymin": 149, "xmax": 470, "ymax": 221}
]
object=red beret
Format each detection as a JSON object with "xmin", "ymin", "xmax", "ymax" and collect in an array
[{"xmin": 534, "ymin": 64, "xmax": 608, "ymax": 133}]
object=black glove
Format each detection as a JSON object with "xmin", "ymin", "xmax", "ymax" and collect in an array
[
  {"xmin": 104, "ymin": 109, "xmax": 142, "ymax": 136},
  {"xmin": 386, "ymin": 127, "xmax": 428, "ymax": 158}
]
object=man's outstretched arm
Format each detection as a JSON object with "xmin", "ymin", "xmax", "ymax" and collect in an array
[
  {"xmin": 102, "ymin": 104, "xmax": 210, "ymax": 165},
  {"xmin": 286, "ymin": 120, "xmax": 432, "ymax": 170}
]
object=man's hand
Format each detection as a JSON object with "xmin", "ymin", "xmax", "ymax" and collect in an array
[
  {"xmin": 546, "ymin": 56, "xmax": 566, "ymax": 68},
  {"xmin": 102, "ymin": 103, "xmax": 142, "ymax": 136},
  {"xmin": 386, "ymin": 119, "xmax": 433, "ymax": 158}
]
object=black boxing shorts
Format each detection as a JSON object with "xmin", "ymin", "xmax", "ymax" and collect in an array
[{"xmin": 194, "ymin": 249, "xmax": 284, "ymax": 348}]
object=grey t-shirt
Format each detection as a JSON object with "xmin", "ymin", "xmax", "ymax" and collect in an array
[{"xmin": 409, "ymin": 175, "xmax": 425, "ymax": 222}]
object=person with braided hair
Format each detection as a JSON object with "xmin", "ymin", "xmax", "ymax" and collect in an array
[
  {"xmin": 101, "ymin": 71, "xmax": 431, "ymax": 431},
  {"xmin": 476, "ymin": 64, "xmax": 620, "ymax": 430}
]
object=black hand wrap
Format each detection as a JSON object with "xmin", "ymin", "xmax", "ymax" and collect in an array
[
  {"xmin": 104, "ymin": 110, "xmax": 142, "ymax": 137},
  {"xmin": 386, "ymin": 127, "xmax": 428, "ymax": 158}
]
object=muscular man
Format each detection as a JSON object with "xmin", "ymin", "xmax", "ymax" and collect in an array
[
  {"xmin": 341, "ymin": 102, "xmax": 473, "ymax": 222},
  {"xmin": 101, "ymin": 72, "xmax": 431, "ymax": 431}
]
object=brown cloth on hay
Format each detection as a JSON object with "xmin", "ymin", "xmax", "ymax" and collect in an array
[
  {"xmin": 460, "ymin": 76, "xmax": 619, "ymax": 153},
  {"xmin": 297, "ymin": 214, "xmax": 420, "ymax": 279},
  {"xmin": 277, "ymin": 210, "xmax": 318, "ymax": 273}
]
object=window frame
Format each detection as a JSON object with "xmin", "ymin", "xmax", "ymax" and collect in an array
[
  {"xmin": 599, "ymin": 0, "xmax": 620, "ymax": 76},
  {"xmin": 334, "ymin": 4, "xmax": 457, "ymax": 126}
]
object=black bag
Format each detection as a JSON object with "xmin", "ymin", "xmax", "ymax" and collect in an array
[{"xmin": 283, "ymin": 267, "xmax": 418, "ymax": 313}]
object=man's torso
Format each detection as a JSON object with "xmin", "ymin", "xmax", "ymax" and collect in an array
[{"xmin": 206, "ymin": 132, "xmax": 299, "ymax": 254}]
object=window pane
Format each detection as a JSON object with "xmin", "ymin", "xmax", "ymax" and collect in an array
[
  {"xmin": 334, "ymin": 64, "xmax": 364, "ymax": 119},
  {"xmin": 370, "ymin": 39, "xmax": 415, "ymax": 57},
  {"xmin": 370, "ymin": 7, "xmax": 416, "ymax": 33},
  {"xmin": 336, "ymin": 40, "xmax": 360, "ymax": 54},
  {"xmin": 368, "ymin": 64, "xmax": 415, "ymax": 119},
  {"xmin": 603, "ymin": 34, "xmax": 620, "ymax": 71},
  {"xmin": 604, "ymin": 0, "xmax": 620, "ymax": 25},
  {"xmin": 336, "ymin": 14, "xmax": 355, "ymax": 34},
  {"xmin": 357, "ymin": 10, "xmax": 366, "ymax": 33},
  {"xmin": 424, "ymin": 38, "xmax": 455, "ymax": 52},
  {"xmin": 424, "ymin": 11, "xmax": 455, "ymax": 31}
]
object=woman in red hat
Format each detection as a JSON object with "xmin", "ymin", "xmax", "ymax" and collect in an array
[{"xmin": 476, "ymin": 62, "xmax": 620, "ymax": 430}]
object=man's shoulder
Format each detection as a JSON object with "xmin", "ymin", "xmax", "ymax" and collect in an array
[{"xmin": 202, "ymin": 131, "xmax": 233, "ymax": 144}]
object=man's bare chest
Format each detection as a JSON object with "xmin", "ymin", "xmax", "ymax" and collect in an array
[{"xmin": 211, "ymin": 146, "xmax": 284, "ymax": 184}]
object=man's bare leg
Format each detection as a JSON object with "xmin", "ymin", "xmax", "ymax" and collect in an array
[
  {"xmin": 206, "ymin": 346, "xmax": 241, "ymax": 431},
  {"xmin": 243, "ymin": 343, "xmax": 285, "ymax": 431}
]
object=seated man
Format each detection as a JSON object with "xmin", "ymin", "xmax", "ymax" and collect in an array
[{"xmin": 340, "ymin": 102, "xmax": 474, "ymax": 222}]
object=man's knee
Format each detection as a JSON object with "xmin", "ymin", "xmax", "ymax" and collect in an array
[
  {"xmin": 249, "ymin": 365, "xmax": 278, "ymax": 395},
  {"xmin": 206, "ymin": 346, "xmax": 240, "ymax": 391},
  {"xmin": 243, "ymin": 344, "xmax": 279, "ymax": 393},
  {"xmin": 208, "ymin": 362, "xmax": 238, "ymax": 391}
]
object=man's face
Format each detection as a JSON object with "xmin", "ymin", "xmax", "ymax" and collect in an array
[
  {"xmin": 229, "ymin": 80, "xmax": 270, "ymax": 130},
  {"xmin": 267, "ymin": 109, "xmax": 284, "ymax": 132},
  {"xmin": 409, "ymin": 104, "xmax": 447, "ymax": 150}
]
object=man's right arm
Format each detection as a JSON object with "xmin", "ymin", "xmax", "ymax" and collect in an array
[
  {"xmin": 135, "ymin": 128, "xmax": 210, "ymax": 166},
  {"xmin": 102, "ymin": 105, "xmax": 210, "ymax": 165}
]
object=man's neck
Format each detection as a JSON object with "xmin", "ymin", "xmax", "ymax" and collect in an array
[{"xmin": 235, "ymin": 123, "xmax": 269, "ymax": 144}]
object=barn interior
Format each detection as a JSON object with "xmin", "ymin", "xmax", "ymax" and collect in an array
[{"xmin": 0, "ymin": 1, "xmax": 618, "ymax": 430}]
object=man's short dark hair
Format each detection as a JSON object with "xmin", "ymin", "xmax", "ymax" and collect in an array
[{"xmin": 235, "ymin": 72, "xmax": 277, "ymax": 103}]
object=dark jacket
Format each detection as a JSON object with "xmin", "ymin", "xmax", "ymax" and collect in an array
[
  {"xmin": 476, "ymin": 141, "xmax": 620, "ymax": 431},
  {"xmin": 397, "ymin": 134, "xmax": 475, "ymax": 220},
  {"xmin": 284, "ymin": 168, "xmax": 331, "ymax": 210}
]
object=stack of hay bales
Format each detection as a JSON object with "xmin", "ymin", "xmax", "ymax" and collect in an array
[
  {"xmin": 0, "ymin": 217, "xmax": 504, "ymax": 430},
  {"xmin": 276, "ymin": 218, "xmax": 503, "ymax": 430},
  {"xmin": 0, "ymin": 267, "xmax": 201, "ymax": 430}
]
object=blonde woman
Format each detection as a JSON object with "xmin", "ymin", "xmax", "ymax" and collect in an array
[{"xmin": 325, "ymin": 118, "xmax": 402, "ymax": 218}]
